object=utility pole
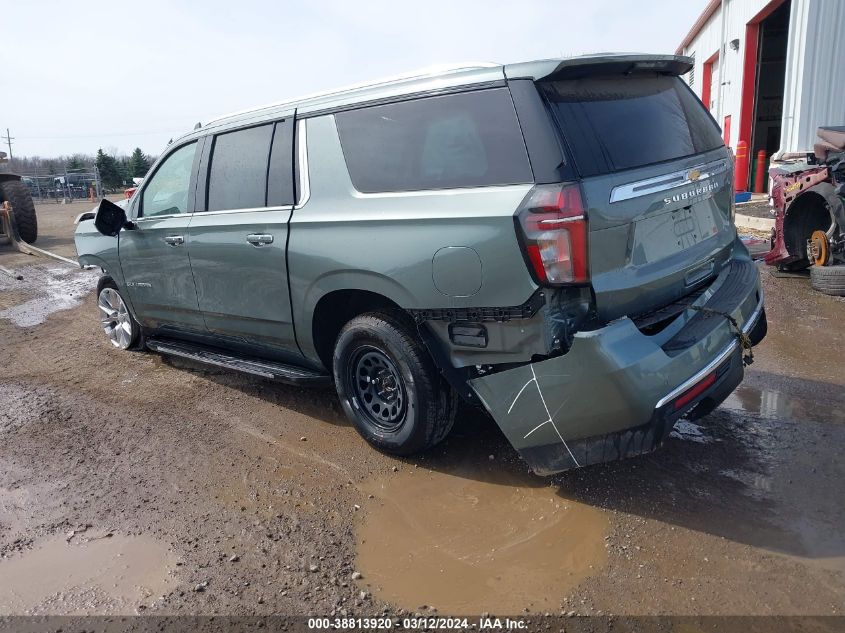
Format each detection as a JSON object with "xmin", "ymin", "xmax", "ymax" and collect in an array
[{"xmin": 2, "ymin": 128, "xmax": 13, "ymax": 160}]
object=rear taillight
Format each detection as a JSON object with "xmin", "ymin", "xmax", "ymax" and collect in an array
[{"xmin": 516, "ymin": 183, "xmax": 588, "ymax": 285}]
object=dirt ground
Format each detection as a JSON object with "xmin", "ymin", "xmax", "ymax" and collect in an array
[
  {"xmin": 736, "ymin": 198, "xmax": 773, "ymax": 220},
  {"xmin": 0, "ymin": 201, "xmax": 844, "ymax": 621}
]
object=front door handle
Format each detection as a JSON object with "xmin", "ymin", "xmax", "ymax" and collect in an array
[
  {"xmin": 246, "ymin": 233, "xmax": 274, "ymax": 246},
  {"xmin": 164, "ymin": 235, "xmax": 184, "ymax": 246}
]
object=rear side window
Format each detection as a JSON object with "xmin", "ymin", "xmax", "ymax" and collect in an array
[
  {"xmin": 541, "ymin": 75, "xmax": 723, "ymax": 177},
  {"xmin": 207, "ymin": 124, "xmax": 274, "ymax": 211},
  {"xmin": 335, "ymin": 88, "xmax": 533, "ymax": 193}
]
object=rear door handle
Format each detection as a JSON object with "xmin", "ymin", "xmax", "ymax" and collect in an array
[
  {"xmin": 246, "ymin": 233, "xmax": 274, "ymax": 246},
  {"xmin": 164, "ymin": 235, "xmax": 184, "ymax": 246}
]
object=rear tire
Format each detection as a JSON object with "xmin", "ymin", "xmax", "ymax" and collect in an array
[
  {"xmin": 0, "ymin": 179, "xmax": 38, "ymax": 244},
  {"xmin": 810, "ymin": 264, "xmax": 845, "ymax": 296},
  {"xmin": 333, "ymin": 312, "xmax": 457, "ymax": 456}
]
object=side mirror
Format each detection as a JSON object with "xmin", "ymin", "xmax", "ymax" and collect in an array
[{"xmin": 94, "ymin": 199, "xmax": 132, "ymax": 236}]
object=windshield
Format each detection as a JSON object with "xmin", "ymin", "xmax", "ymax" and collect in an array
[{"xmin": 541, "ymin": 74, "xmax": 723, "ymax": 177}]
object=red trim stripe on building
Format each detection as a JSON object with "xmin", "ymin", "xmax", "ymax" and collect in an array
[{"xmin": 676, "ymin": 0, "xmax": 721, "ymax": 55}]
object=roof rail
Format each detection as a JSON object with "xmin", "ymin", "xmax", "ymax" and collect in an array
[{"xmin": 204, "ymin": 62, "xmax": 500, "ymax": 126}]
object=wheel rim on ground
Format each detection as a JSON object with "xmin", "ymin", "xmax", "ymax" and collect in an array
[
  {"xmin": 98, "ymin": 288, "xmax": 133, "ymax": 349},
  {"xmin": 349, "ymin": 346, "xmax": 407, "ymax": 431},
  {"xmin": 810, "ymin": 230, "xmax": 830, "ymax": 266}
]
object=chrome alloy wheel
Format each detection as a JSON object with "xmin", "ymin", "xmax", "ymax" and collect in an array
[{"xmin": 98, "ymin": 287, "xmax": 133, "ymax": 349}]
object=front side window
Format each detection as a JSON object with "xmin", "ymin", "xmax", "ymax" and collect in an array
[
  {"xmin": 207, "ymin": 124, "xmax": 274, "ymax": 211},
  {"xmin": 140, "ymin": 142, "xmax": 197, "ymax": 218},
  {"xmin": 335, "ymin": 88, "xmax": 533, "ymax": 193}
]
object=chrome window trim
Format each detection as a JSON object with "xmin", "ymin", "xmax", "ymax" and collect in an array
[
  {"xmin": 351, "ymin": 183, "xmax": 533, "ymax": 199},
  {"xmin": 134, "ymin": 212, "xmax": 184, "ymax": 222},
  {"xmin": 609, "ymin": 158, "xmax": 728, "ymax": 204},
  {"xmin": 653, "ymin": 294, "xmax": 764, "ymax": 410},
  {"xmin": 294, "ymin": 119, "xmax": 310, "ymax": 208},
  {"xmin": 192, "ymin": 205, "xmax": 294, "ymax": 217}
]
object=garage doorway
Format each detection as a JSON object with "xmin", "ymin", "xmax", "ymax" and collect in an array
[{"xmin": 751, "ymin": 0, "xmax": 790, "ymax": 168}]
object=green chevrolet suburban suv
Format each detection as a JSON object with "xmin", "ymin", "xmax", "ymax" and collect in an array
[{"xmin": 76, "ymin": 54, "xmax": 767, "ymax": 474}]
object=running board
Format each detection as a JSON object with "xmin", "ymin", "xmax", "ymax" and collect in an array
[{"xmin": 146, "ymin": 339, "xmax": 331, "ymax": 386}]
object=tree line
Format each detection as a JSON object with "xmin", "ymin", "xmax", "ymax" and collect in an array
[
  {"xmin": 5, "ymin": 148, "xmax": 156, "ymax": 191},
  {"xmin": 95, "ymin": 148, "xmax": 153, "ymax": 190}
]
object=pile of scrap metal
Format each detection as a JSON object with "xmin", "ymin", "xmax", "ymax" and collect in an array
[{"xmin": 766, "ymin": 126, "xmax": 845, "ymax": 296}]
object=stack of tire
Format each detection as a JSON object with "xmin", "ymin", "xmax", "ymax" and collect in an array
[
  {"xmin": 0, "ymin": 178, "xmax": 38, "ymax": 244},
  {"xmin": 811, "ymin": 264, "xmax": 845, "ymax": 296}
]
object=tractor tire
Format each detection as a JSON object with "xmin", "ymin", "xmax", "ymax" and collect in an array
[
  {"xmin": 810, "ymin": 264, "xmax": 845, "ymax": 296},
  {"xmin": 0, "ymin": 179, "xmax": 38, "ymax": 243}
]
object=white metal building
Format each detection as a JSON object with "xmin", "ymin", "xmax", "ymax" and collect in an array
[{"xmin": 677, "ymin": 0, "xmax": 845, "ymax": 172}]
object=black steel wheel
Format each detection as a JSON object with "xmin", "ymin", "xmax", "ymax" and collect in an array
[{"xmin": 349, "ymin": 346, "xmax": 407, "ymax": 431}]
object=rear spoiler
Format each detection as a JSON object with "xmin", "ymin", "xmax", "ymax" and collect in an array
[{"xmin": 504, "ymin": 54, "xmax": 693, "ymax": 81}]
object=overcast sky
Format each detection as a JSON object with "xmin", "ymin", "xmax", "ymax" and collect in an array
[{"xmin": 3, "ymin": 0, "xmax": 705, "ymax": 159}]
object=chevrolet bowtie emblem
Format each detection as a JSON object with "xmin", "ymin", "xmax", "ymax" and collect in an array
[{"xmin": 688, "ymin": 169, "xmax": 702, "ymax": 182}]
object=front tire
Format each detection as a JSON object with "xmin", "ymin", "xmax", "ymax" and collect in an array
[
  {"xmin": 97, "ymin": 280, "xmax": 141, "ymax": 349},
  {"xmin": 333, "ymin": 312, "xmax": 457, "ymax": 455}
]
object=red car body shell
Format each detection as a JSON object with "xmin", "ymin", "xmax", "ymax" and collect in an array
[{"xmin": 764, "ymin": 165, "xmax": 830, "ymax": 265}]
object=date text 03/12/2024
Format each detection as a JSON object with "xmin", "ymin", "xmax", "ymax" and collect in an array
[{"xmin": 307, "ymin": 616, "xmax": 528, "ymax": 629}]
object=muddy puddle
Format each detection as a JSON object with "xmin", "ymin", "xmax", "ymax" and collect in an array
[
  {"xmin": 713, "ymin": 382, "xmax": 845, "ymax": 573},
  {"xmin": 0, "ymin": 532, "xmax": 179, "ymax": 614},
  {"xmin": 722, "ymin": 383, "xmax": 845, "ymax": 425},
  {"xmin": 0, "ymin": 264, "xmax": 96, "ymax": 327},
  {"xmin": 356, "ymin": 468, "xmax": 607, "ymax": 614}
]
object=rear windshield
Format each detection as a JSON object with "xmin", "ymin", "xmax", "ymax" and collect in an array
[{"xmin": 541, "ymin": 75, "xmax": 723, "ymax": 177}]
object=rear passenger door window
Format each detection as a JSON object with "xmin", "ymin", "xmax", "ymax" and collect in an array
[
  {"xmin": 205, "ymin": 120, "xmax": 295, "ymax": 211},
  {"xmin": 335, "ymin": 88, "xmax": 533, "ymax": 193},
  {"xmin": 207, "ymin": 124, "xmax": 274, "ymax": 212}
]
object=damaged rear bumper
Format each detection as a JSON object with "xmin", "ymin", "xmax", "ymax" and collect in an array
[{"xmin": 468, "ymin": 257, "xmax": 766, "ymax": 475}]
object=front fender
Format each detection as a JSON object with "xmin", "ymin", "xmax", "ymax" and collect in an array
[
  {"xmin": 765, "ymin": 171, "xmax": 841, "ymax": 265},
  {"xmin": 75, "ymin": 224, "xmax": 121, "ymax": 273}
]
